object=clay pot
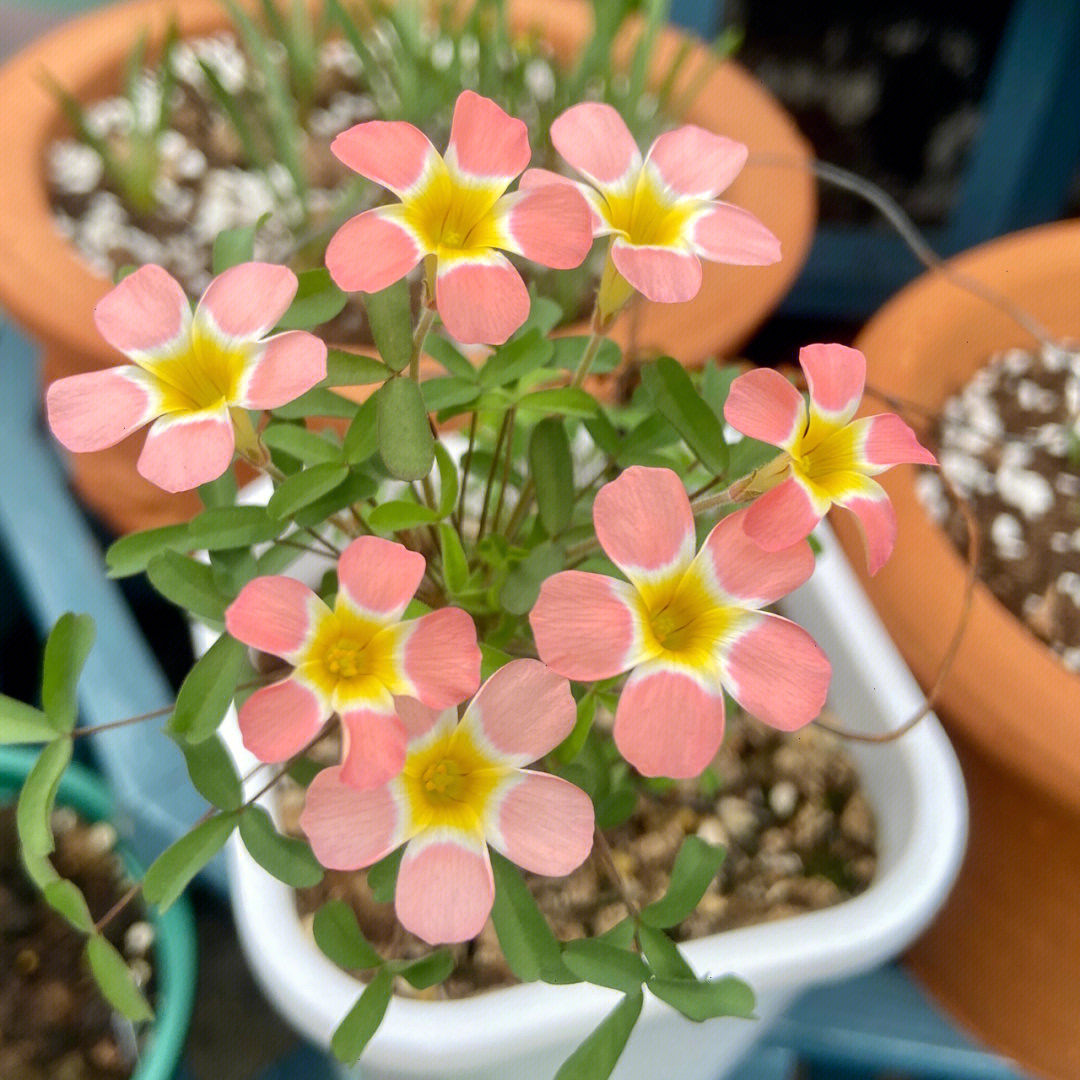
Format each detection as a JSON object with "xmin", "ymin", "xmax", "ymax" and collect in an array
[
  {"xmin": 0, "ymin": 0, "xmax": 814, "ymax": 534},
  {"xmin": 833, "ymin": 220, "xmax": 1080, "ymax": 1080}
]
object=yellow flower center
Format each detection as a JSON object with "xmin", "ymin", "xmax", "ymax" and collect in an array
[
  {"xmin": 603, "ymin": 170, "xmax": 695, "ymax": 248},
  {"xmin": 325, "ymin": 638, "xmax": 364, "ymax": 679},
  {"xmin": 787, "ymin": 419, "xmax": 864, "ymax": 502},
  {"xmin": 404, "ymin": 164, "xmax": 506, "ymax": 259},
  {"xmin": 297, "ymin": 606, "xmax": 404, "ymax": 702},
  {"xmin": 145, "ymin": 320, "xmax": 251, "ymax": 415},
  {"xmin": 421, "ymin": 758, "xmax": 466, "ymax": 802},
  {"xmin": 640, "ymin": 569, "xmax": 736, "ymax": 668}
]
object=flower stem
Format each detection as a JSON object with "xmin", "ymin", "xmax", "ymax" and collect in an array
[
  {"xmin": 409, "ymin": 297, "xmax": 438, "ymax": 383},
  {"xmin": 592, "ymin": 826, "xmax": 640, "ymax": 921},
  {"xmin": 570, "ymin": 322, "xmax": 608, "ymax": 390}
]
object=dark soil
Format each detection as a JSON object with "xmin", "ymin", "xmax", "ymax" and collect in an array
[
  {"xmin": 0, "ymin": 805, "xmax": 154, "ymax": 1080},
  {"xmin": 284, "ymin": 709, "xmax": 877, "ymax": 999},
  {"xmin": 919, "ymin": 343, "xmax": 1080, "ymax": 671}
]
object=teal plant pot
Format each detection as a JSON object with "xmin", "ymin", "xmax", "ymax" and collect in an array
[{"xmin": 0, "ymin": 746, "xmax": 197, "ymax": 1080}]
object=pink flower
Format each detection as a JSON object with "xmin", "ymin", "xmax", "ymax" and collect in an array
[
  {"xmin": 522, "ymin": 102, "xmax": 780, "ymax": 307},
  {"xmin": 225, "ymin": 536, "xmax": 481, "ymax": 790},
  {"xmin": 325, "ymin": 90, "xmax": 592, "ymax": 345},
  {"xmin": 300, "ymin": 659, "xmax": 594, "ymax": 945},
  {"xmin": 530, "ymin": 467, "xmax": 830, "ymax": 779},
  {"xmin": 723, "ymin": 344, "xmax": 937, "ymax": 575},
  {"xmin": 46, "ymin": 263, "xmax": 326, "ymax": 493}
]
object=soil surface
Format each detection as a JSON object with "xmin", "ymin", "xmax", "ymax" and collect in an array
[
  {"xmin": 918, "ymin": 343, "xmax": 1080, "ymax": 671},
  {"xmin": 283, "ymin": 709, "xmax": 877, "ymax": 998},
  {"xmin": 0, "ymin": 805, "xmax": 155, "ymax": 1080}
]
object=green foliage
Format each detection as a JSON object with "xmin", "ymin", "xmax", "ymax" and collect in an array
[
  {"xmin": 0, "ymin": 697, "xmax": 61, "ymax": 746},
  {"xmin": 277, "ymin": 269, "xmax": 348, "ymax": 330},
  {"xmin": 188, "ymin": 505, "xmax": 285, "ymax": 549},
  {"xmin": 377, "ymin": 378, "xmax": 434, "ymax": 481},
  {"xmin": 554, "ymin": 989, "xmax": 643, "ymax": 1080},
  {"xmin": 268, "ymin": 462, "xmax": 351, "ymax": 519},
  {"xmin": 85, "ymin": 935, "xmax": 155, "ymax": 1023},
  {"xmin": 640, "ymin": 836, "xmax": 726, "ymax": 929},
  {"xmin": 323, "ymin": 349, "xmax": 390, "ymax": 387},
  {"xmin": 313, "ymin": 899, "xmax": 383, "ymax": 970},
  {"xmin": 647, "ymin": 974, "xmax": 756, "ymax": 1022},
  {"xmin": 367, "ymin": 847, "xmax": 404, "ymax": 904},
  {"xmin": 365, "ymin": 280, "xmax": 415, "ymax": 373},
  {"xmin": 636, "ymin": 923, "xmax": 695, "ymax": 980},
  {"xmin": 640, "ymin": 357, "xmax": 729, "ymax": 476},
  {"xmin": 41, "ymin": 614, "xmax": 95, "ymax": 735},
  {"xmin": 562, "ymin": 938, "xmax": 649, "ymax": 993},
  {"xmin": 144, "ymin": 812, "xmax": 239, "ymax": 911},
  {"xmin": 331, "ymin": 968, "xmax": 393, "ymax": 1064},
  {"xmin": 17, "ymin": 739, "xmax": 73, "ymax": 858},
  {"xmin": 176, "ymin": 733, "xmax": 243, "ymax": 811},
  {"xmin": 240, "ymin": 806, "xmax": 324, "ymax": 888},
  {"xmin": 147, "ymin": 551, "xmax": 232, "ymax": 623}
]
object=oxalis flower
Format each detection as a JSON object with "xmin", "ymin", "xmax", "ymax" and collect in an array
[
  {"xmin": 522, "ymin": 102, "xmax": 780, "ymax": 319},
  {"xmin": 325, "ymin": 89, "xmax": 592, "ymax": 345},
  {"xmin": 724, "ymin": 343, "xmax": 937, "ymax": 574},
  {"xmin": 46, "ymin": 263, "xmax": 326, "ymax": 493},
  {"xmin": 530, "ymin": 467, "xmax": 831, "ymax": 780},
  {"xmin": 300, "ymin": 659, "xmax": 594, "ymax": 945},
  {"xmin": 225, "ymin": 536, "xmax": 481, "ymax": 790}
]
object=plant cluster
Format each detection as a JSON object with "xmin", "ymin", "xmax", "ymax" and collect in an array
[{"xmin": 5, "ymin": 89, "xmax": 934, "ymax": 1078}]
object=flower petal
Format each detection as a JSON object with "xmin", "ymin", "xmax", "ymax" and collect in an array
[
  {"xmin": 690, "ymin": 507, "xmax": 815, "ymax": 609},
  {"xmin": 835, "ymin": 476, "xmax": 898, "ymax": 576},
  {"xmin": 723, "ymin": 368, "xmax": 806, "ymax": 450},
  {"xmin": 339, "ymin": 707, "xmax": 409, "ymax": 790},
  {"xmin": 197, "ymin": 262, "xmax": 297, "ymax": 341},
  {"xmin": 395, "ymin": 828, "xmax": 494, "ymax": 944},
  {"xmin": 457, "ymin": 659, "xmax": 576, "ymax": 767},
  {"xmin": 331, "ymin": 120, "xmax": 440, "ymax": 197},
  {"xmin": 445, "ymin": 90, "xmax": 530, "ymax": 182},
  {"xmin": 226, "ymin": 576, "xmax": 327, "ymax": 664},
  {"xmin": 646, "ymin": 127, "xmax": 747, "ymax": 199},
  {"xmin": 485, "ymin": 770, "xmax": 594, "ymax": 876},
  {"xmin": 530, "ymin": 571, "xmax": 653, "ymax": 681},
  {"xmin": 593, "ymin": 467, "xmax": 697, "ymax": 598},
  {"xmin": 238, "ymin": 676, "xmax": 329, "ymax": 763},
  {"xmin": 325, "ymin": 205, "xmax": 425, "ymax": 294},
  {"xmin": 300, "ymin": 766, "xmax": 412, "ymax": 869},
  {"xmin": 238, "ymin": 331, "xmax": 327, "ymax": 410},
  {"xmin": 335, "ymin": 536, "xmax": 426, "ymax": 623},
  {"xmin": 720, "ymin": 612, "xmax": 830, "ymax": 731},
  {"xmin": 799, "ymin": 343, "xmax": 865, "ymax": 425},
  {"xmin": 493, "ymin": 184, "xmax": 592, "ymax": 269},
  {"xmin": 690, "ymin": 201, "xmax": 781, "ymax": 266},
  {"xmin": 551, "ymin": 102, "xmax": 641, "ymax": 193},
  {"xmin": 136, "ymin": 409, "xmax": 235, "ymax": 492},
  {"xmin": 519, "ymin": 168, "xmax": 608, "ymax": 234},
  {"xmin": 851, "ymin": 413, "xmax": 938, "ymax": 471},
  {"xmin": 395, "ymin": 698, "xmax": 457, "ymax": 749},
  {"xmin": 46, "ymin": 366, "xmax": 159, "ymax": 452},
  {"xmin": 610, "ymin": 238, "xmax": 702, "ymax": 304},
  {"xmin": 435, "ymin": 252, "xmax": 529, "ymax": 345},
  {"xmin": 94, "ymin": 264, "xmax": 191, "ymax": 359},
  {"xmin": 742, "ymin": 476, "xmax": 827, "ymax": 552},
  {"xmin": 613, "ymin": 661, "xmax": 725, "ymax": 778},
  {"xmin": 397, "ymin": 607, "xmax": 481, "ymax": 709}
]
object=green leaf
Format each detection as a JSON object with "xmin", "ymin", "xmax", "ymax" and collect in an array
[
  {"xmin": 641, "ymin": 836, "xmax": 726, "ymax": 929},
  {"xmin": 267, "ymin": 462, "xmax": 350, "ymax": 520},
  {"xmin": 211, "ymin": 222, "xmax": 256, "ymax": 273},
  {"xmin": 368, "ymin": 499, "xmax": 440, "ymax": 533},
  {"xmin": 595, "ymin": 786, "xmax": 638, "ymax": 831},
  {"xmin": 342, "ymin": 393, "xmax": 379, "ymax": 465},
  {"xmin": 187, "ymin": 505, "xmax": 284, "ymax": 550},
  {"xmin": 364, "ymin": 279, "xmax": 413, "ymax": 372},
  {"xmin": 171, "ymin": 633, "xmax": 246, "ymax": 742},
  {"xmin": 479, "ymin": 329, "xmax": 554, "ymax": 389},
  {"xmin": 367, "ymin": 847, "xmax": 404, "ymax": 904},
  {"xmin": 438, "ymin": 523, "xmax": 468, "ymax": 595},
  {"xmin": 529, "ymin": 418, "xmax": 574, "ymax": 535},
  {"xmin": 198, "ymin": 470, "xmax": 237, "ymax": 509},
  {"xmin": 176, "ymin": 733, "xmax": 242, "ymax": 811},
  {"xmin": 276, "ymin": 268, "xmax": 347, "ymax": 330},
  {"xmin": 291, "ymin": 471, "xmax": 377, "ymax": 528},
  {"xmin": 147, "ymin": 551, "xmax": 230, "ymax": 623},
  {"xmin": 240, "ymin": 806, "xmax": 324, "ymax": 888},
  {"xmin": 43, "ymin": 879, "xmax": 94, "ymax": 933},
  {"xmin": 636, "ymin": 924, "xmax": 695, "ymax": 980},
  {"xmin": 596, "ymin": 917, "xmax": 636, "ymax": 949},
  {"xmin": 331, "ymin": 968, "xmax": 393, "ymax": 1064},
  {"xmin": 554, "ymin": 990, "xmax": 643, "ymax": 1080},
  {"xmin": 489, "ymin": 851, "xmax": 571, "ymax": 984},
  {"xmin": 433, "ymin": 441, "xmax": 459, "ymax": 517},
  {"xmin": 0, "ymin": 696, "xmax": 60, "ymax": 745},
  {"xmin": 562, "ymin": 938, "xmax": 649, "ymax": 993},
  {"xmin": 377, "ymin": 378, "xmax": 434, "ymax": 481},
  {"xmin": 555, "ymin": 694, "xmax": 596, "ymax": 765},
  {"xmin": 552, "ymin": 335, "xmax": 622, "ymax": 375},
  {"xmin": 262, "ymin": 423, "xmax": 342, "ymax": 465},
  {"xmin": 397, "ymin": 949, "xmax": 455, "ymax": 989},
  {"xmin": 518, "ymin": 295, "xmax": 562, "ymax": 336},
  {"xmin": 423, "ymin": 334, "xmax": 475, "ymax": 379},
  {"xmin": 479, "ymin": 643, "xmax": 513, "ymax": 681},
  {"xmin": 517, "ymin": 387, "xmax": 599, "ymax": 419},
  {"xmin": 17, "ymin": 738, "xmax": 72, "ymax": 857},
  {"xmin": 313, "ymin": 898, "xmax": 382, "ymax": 970},
  {"xmin": 143, "ymin": 812, "xmax": 238, "ymax": 911},
  {"xmin": 106, "ymin": 524, "xmax": 190, "ymax": 577},
  {"xmin": 41, "ymin": 614, "xmax": 95, "ymax": 734},
  {"xmin": 324, "ymin": 348, "xmax": 390, "ymax": 387},
  {"xmin": 85, "ymin": 935, "xmax": 154, "ymax": 1023},
  {"xmin": 647, "ymin": 975, "xmax": 756, "ymax": 1022},
  {"xmin": 499, "ymin": 541, "xmax": 564, "ymax": 616},
  {"xmin": 271, "ymin": 387, "xmax": 359, "ymax": 420},
  {"xmin": 421, "ymin": 376, "xmax": 480, "ymax": 413},
  {"xmin": 640, "ymin": 358, "xmax": 728, "ymax": 475}
]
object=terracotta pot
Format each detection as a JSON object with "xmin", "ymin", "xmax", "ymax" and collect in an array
[
  {"xmin": 832, "ymin": 220, "xmax": 1080, "ymax": 1080},
  {"xmin": 0, "ymin": 0, "xmax": 814, "ymax": 534}
]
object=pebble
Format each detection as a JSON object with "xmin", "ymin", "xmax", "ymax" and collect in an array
[
  {"xmin": 990, "ymin": 512, "xmax": 1027, "ymax": 560},
  {"xmin": 768, "ymin": 780, "xmax": 799, "ymax": 820},
  {"xmin": 124, "ymin": 921, "xmax": 155, "ymax": 957},
  {"xmin": 995, "ymin": 466, "xmax": 1054, "ymax": 519},
  {"xmin": 694, "ymin": 816, "xmax": 728, "ymax": 847},
  {"xmin": 84, "ymin": 821, "xmax": 117, "ymax": 854},
  {"xmin": 717, "ymin": 796, "xmax": 759, "ymax": 846},
  {"xmin": 840, "ymin": 792, "xmax": 875, "ymax": 846}
]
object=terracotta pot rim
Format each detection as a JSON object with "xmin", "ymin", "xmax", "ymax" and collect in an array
[
  {"xmin": 844, "ymin": 219, "xmax": 1080, "ymax": 813},
  {"xmin": 0, "ymin": 0, "xmax": 815, "ymax": 368}
]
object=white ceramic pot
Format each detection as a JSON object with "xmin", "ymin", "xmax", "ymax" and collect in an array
[{"xmin": 204, "ymin": 522, "xmax": 967, "ymax": 1080}]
